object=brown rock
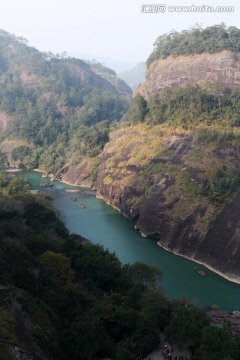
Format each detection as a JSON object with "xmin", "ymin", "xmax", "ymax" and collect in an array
[{"xmin": 137, "ymin": 51, "xmax": 240, "ymax": 100}]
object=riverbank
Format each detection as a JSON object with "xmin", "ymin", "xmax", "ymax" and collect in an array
[
  {"xmin": 158, "ymin": 241, "xmax": 240, "ymax": 286},
  {"xmin": 33, "ymin": 168, "xmax": 91, "ymax": 188},
  {"xmin": 6, "ymin": 168, "xmax": 23, "ymax": 172},
  {"xmin": 96, "ymin": 192, "xmax": 121, "ymax": 212},
  {"xmin": 97, "ymin": 187, "xmax": 240, "ymax": 286},
  {"xmin": 33, "ymin": 168, "xmax": 48, "ymax": 175}
]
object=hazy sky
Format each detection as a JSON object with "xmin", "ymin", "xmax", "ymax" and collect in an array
[{"xmin": 0, "ymin": 0, "xmax": 239, "ymax": 64}]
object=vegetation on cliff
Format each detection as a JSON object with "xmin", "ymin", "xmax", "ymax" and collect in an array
[
  {"xmin": 107, "ymin": 82, "xmax": 240, "ymax": 207},
  {"xmin": 147, "ymin": 24, "xmax": 240, "ymax": 66},
  {"xmin": 125, "ymin": 84, "xmax": 240, "ymax": 127},
  {"xmin": 0, "ymin": 171, "xmax": 239, "ymax": 360}
]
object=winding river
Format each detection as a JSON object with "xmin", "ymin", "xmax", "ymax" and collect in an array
[{"xmin": 17, "ymin": 171, "xmax": 240, "ymax": 310}]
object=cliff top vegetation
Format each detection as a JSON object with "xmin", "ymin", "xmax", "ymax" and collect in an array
[{"xmin": 147, "ymin": 24, "xmax": 240, "ymax": 67}]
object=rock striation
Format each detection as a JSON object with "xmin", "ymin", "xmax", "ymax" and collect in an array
[{"xmin": 137, "ymin": 51, "xmax": 240, "ymax": 100}]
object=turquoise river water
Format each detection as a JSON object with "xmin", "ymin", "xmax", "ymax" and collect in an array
[{"xmin": 17, "ymin": 171, "xmax": 240, "ymax": 310}]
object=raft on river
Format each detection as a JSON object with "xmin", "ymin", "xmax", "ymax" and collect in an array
[
  {"xmin": 40, "ymin": 182, "xmax": 53, "ymax": 187},
  {"xmin": 195, "ymin": 267, "xmax": 207, "ymax": 276}
]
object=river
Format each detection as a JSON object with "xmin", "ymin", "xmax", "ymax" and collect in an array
[{"xmin": 17, "ymin": 171, "xmax": 240, "ymax": 310}]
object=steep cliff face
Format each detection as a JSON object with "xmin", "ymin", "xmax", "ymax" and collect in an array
[
  {"xmin": 137, "ymin": 51, "xmax": 240, "ymax": 100},
  {"xmin": 96, "ymin": 125, "xmax": 240, "ymax": 282}
]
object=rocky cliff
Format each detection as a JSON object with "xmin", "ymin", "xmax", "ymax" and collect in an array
[
  {"xmin": 96, "ymin": 35, "xmax": 240, "ymax": 282},
  {"xmin": 137, "ymin": 51, "xmax": 240, "ymax": 100},
  {"xmin": 96, "ymin": 125, "xmax": 240, "ymax": 283}
]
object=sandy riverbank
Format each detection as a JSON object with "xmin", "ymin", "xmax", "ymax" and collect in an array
[
  {"xmin": 6, "ymin": 168, "xmax": 23, "ymax": 172},
  {"xmin": 33, "ymin": 168, "xmax": 51, "ymax": 176}
]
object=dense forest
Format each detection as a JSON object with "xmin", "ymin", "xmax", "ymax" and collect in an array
[
  {"xmin": 0, "ymin": 171, "xmax": 239, "ymax": 360},
  {"xmin": 122, "ymin": 84, "xmax": 240, "ymax": 127},
  {"xmin": 147, "ymin": 24, "xmax": 240, "ymax": 66}
]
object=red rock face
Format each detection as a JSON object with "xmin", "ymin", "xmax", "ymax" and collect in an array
[{"xmin": 138, "ymin": 51, "xmax": 240, "ymax": 99}]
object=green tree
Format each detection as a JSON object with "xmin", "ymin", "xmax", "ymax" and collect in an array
[
  {"xmin": 146, "ymin": 93, "xmax": 165, "ymax": 124},
  {"xmin": 7, "ymin": 177, "xmax": 31, "ymax": 195},
  {"xmin": 122, "ymin": 94, "xmax": 148, "ymax": 124},
  {"xmin": 195, "ymin": 325, "xmax": 239, "ymax": 360},
  {"xmin": 165, "ymin": 305, "xmax": 209, "ymax": 348},
  {"xmin": 123, "ymin": 262, "xmax": 162, "ymax": 288},
  {"xmin": 71, "ymin": 243, "xmax": 122, "ymax": 292},
  {"xmin": 38, "ymin": 250, "xmax": 74, "ymax": 288}
]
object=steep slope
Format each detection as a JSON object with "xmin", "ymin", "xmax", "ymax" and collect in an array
[
  {"xmin": 96, "ymin": 25, "xmax": 240, "ymax": 282},
  {"xmin": 138, "ymin": 51, "xmax": 240, "ymax": 100},
  {"xmin": 138, "ymin": 25, "xmax": 240, "ymax": 99},
  {"xmin": 97, "ymin": 124, "xmax": 240, "ymax": 282}
]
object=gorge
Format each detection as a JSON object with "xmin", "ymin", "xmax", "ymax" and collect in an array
[
  {"xmin": 18, "ymin": 169, "xmax": 240, "ymax": 311},
  {"xmin": 1, "ymin": 25, "xmax": 240, "ymax": 285}
]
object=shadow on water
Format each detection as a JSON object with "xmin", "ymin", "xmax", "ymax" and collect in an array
[{"xmin": 17, "ymin": 171, "xmax": 240, "ymax": 310}]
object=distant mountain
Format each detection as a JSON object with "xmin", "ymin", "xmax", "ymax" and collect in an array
[
  {"xmin": 119, "ymin": 62, "xmax": 146, "ymax": 89},
  {"xmin": 87, "ymin": 60, "xmax": 132, "ymax": 95}
]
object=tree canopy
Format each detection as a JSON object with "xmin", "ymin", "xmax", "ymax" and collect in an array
[{"xmin": 147, "ymin": 24, "xmax": 240, "ymax": 67}]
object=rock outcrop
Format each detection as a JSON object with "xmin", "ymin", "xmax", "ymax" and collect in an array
[
  {"xmin": 96, "ymin": 49, "xmax": 240, "ymax": 283},
  {"xmin": 96, "ymin": 125, "xmax": 240, "ymax": 283},
  {"xmin": 60, "ymin": 161, "xmax": 94, "ymax": 187},
  {"xmin": 137, "ymin": 51, "xmax": 240, "ymax": 100},
  {"xmin": 208, "ymin": 310, "xmax": 240, "ymax": 341}
]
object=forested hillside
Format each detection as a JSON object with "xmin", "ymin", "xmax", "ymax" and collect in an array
[{"xmin": 0, "ymin": 29, "xmax": 131, "ymax": 173}]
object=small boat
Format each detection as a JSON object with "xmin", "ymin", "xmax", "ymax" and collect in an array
[
  {"xmin": 70, "ymin": 197, "xmax": 77, "ymax": 201},
  {"xmin": 79, "ymin": 203, "xmax": 86, "ymax": 209},
  {"xmin": 194, "ymin": 267, "xmax": 207, "ymax": 276},
  {"xmin": 40, "ymin": 182, "xmax": 53, "ymax": 187}
]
